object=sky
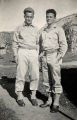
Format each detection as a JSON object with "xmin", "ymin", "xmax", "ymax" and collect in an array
[{"xmin": 0, "ymin": 0, "xmax": 77, "ymax": 31}]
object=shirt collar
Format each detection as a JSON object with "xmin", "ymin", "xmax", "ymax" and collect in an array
[
  {"xmin": 23, "ymin": 22, "xmax": 34, "ymax": 27},
  {"xmin": 43, "ymin": 22, "xmax": 57, "ymax": 31}
]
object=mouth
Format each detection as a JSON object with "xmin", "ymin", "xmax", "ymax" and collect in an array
[{"xmin": 47, "ymin": 20, "xmax": 51, "ymax": 23}]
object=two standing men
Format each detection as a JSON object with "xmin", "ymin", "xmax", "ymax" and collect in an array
[{"xmin": 13, "ymin": 7, "xmax": 68, "ymax": 112}]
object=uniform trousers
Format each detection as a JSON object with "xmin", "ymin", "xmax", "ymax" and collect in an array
[
  {"xmin": 15, "ymin": 48, "xmax": 39, "ymax": 94},
  {"xmin": 42, "ymin": 51, "xmax": 63, "ymax": 94}
]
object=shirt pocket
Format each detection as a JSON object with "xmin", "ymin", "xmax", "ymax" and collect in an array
[{"xmin": 48, "ymin": 32, "xmax": 58, "ymax": 40}]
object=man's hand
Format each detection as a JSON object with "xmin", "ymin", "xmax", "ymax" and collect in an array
[
  {"xmin": 57, "ymin": 54, "xmax": 62, "ymax": 61},
  {"xmin": 14, "ymin": 56, "xmax": 18, "ymax": 64},
  {"xmin": 39, "ymin": 52, "xmax": 44, "ymax": 58}
]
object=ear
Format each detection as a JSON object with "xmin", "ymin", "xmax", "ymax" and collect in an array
[
  {"xmin": 32, "ymin": 15, "xmax": 34, "ymax": 19},
  {"xmin": 24, "ymin": 14, "xmax": 25, "ymax": 18}
]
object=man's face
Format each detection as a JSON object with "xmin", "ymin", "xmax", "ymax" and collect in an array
[
  {"xmin": 24, "ymin": 12, "xmax": 34, "ymax": 25},
  {"xmin": 46, "ymin": 13, "xmax": 55, "ymax": 25}
]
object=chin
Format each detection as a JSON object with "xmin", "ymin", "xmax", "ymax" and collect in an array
[
  {"xmin": 27, "ymin": 23, "xmax": 31, "ymax": 25},
  {"xmin": 47, "ymin": 22, "xmax": 52, "ymax": 25},
  {"xmin": 47, "ymin": 21, "xmax": 51, "ymax": 24}
]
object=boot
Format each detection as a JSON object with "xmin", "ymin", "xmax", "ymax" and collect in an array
[
  {"xmin": 50, "ymin": 93, "xmax": 60, "ymax": 113},
  {"xmin": 40, "ymin": 92, "xmax": 52, "ymax": 108},
  {"xmin": 16, "ymin": 92, "xmax": 25, "ymax": 107},
  {"xmin": 30, "ymin": 90, "xmax": 38, "ymax": 106}
]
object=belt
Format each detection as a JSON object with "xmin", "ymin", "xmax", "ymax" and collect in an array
[
  {"xmin": 44, "ymin": 49, "xmax": 57, "ymax": 55},
  {"xmin": 19, "ymin": 46, "xmax": 37, "ymax": 50}
]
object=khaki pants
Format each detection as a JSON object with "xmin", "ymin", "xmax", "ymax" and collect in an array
[
  {"xmin": 42, "ymin": 52, "xmax": 63, "ymax": 94},
  {"xmin": 15, "ymin": 48, "xmax": 39, "ymax": 94}
]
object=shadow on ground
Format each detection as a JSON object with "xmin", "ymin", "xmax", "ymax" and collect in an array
[
  {"xmin": 0, "ymin": 68, "xmax": 77, "ymax": 107},
  {"xmin": 0, "ymin": 76, "xmax": 45, "ymax": 104},
  {"xmin": 0, "ymin": 76, "xmax": 17, "ymax": 100}
]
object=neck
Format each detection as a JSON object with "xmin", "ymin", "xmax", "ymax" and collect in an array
[
  {"xmin": 47, "ymin": 20, "xmax": 56, "ymax": 29},
  {"xmin": 25, "ymin": 22, "xmax": 32, "ymax": 26},
  {"xmin": 48, "ymin": 22, "xmax": 54, "ymax": 28}
]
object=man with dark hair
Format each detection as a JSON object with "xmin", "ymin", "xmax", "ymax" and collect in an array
[
  {"xmin": 13, "ymin": 7, "xmax": 39, "ymax": 107},
  {"xmin": 39, "ymin": 9, "xmax": 68, "ymax": 112},
  {"xmin": 46, "ymin": 9, "xmax": 56, "ymax": 17}
]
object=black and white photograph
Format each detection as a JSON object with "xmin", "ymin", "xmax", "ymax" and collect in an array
[{"xmin": 0, "ymin": 0, "xmax": 77, "ymax": 120}]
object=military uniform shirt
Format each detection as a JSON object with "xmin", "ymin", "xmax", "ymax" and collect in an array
[
  {"xmin": 13, "ymin": 23, "xmax": 39, "ymax": 56},
  {"xmin": 41, "ymin": 24, "xmax": 68, "ymax": 58}
]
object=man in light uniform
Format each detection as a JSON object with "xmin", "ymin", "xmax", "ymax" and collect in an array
[
  {"xmin": 39, "ymin": 9, "xmax": 68, "ymax": 112},
  {"xmin": 13, "ymin": 7, "xmax": 39, "ymax": 107}
]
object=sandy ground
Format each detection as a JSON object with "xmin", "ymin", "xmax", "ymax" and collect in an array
[
  {"xmin": 0, "ymin": 83, "xmax": 72, "ymax": 120},
  {"xmin": 0, "ymin": 52, "xmax": 77, "ymax": 120}
]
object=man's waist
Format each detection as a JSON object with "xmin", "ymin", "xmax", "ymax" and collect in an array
[
  {"xmin": 19, "ymin": 45, "xmax": 37, "ymax": 50},
  {"xmin": 43, "ymin": 49, "xmax": 58, "ymax": 55}
]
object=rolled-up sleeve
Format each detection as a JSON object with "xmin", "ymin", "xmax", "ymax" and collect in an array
[
  {"xmin": 58, "ymin": 27, "xmax": 68, "ymax": 58},
  {"xmin": 36, "ymin": 31, "xmax": 40, "ymax": 54},
  {"xmin": 12, "ymin": 28, "xmax": 19, "ymax": 57},
  {"xmin": 38, "ymin": 28, "xmax": 44, "ymax": 54}
]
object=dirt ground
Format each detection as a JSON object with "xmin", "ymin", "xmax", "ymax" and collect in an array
[
  {"xmin": 0, "ymin": 52, "xmax": 77, "ymax": 120},
  {"xmin": 0, "ymin": 81, "xmax": 75, "ymax": 120}
]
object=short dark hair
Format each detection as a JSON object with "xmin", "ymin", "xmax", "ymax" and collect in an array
[
  {"xmin": 23, "ymin": 7, "xmax": 34, "ymax": 15},
  {"xmin": 46, "ymin": 9, "xmax": 56, "ymax": 17}
]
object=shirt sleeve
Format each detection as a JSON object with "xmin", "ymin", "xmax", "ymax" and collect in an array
[
  {"xmin": 38, "ymin": 28, "xmax": 45, "ymax": 54},
  {"xmin": 58, "ymin": 27, "xmax": 68, "ymax": 58},
  {"xmin": 36, "ymin": 31, "xmax": 40, "ymax": 54},
  {"xmin": 12, "ymin": 27, "xmax": 19, "ymax": 57}
]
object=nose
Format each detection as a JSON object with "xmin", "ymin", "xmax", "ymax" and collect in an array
[
  {"xmin": 47, "ymin": 18, "xmax": 51, "ymax": 21},
  {"xmin": 27, "ymin": 17, "xmax": 30, "ymax": 20},
  {"xmin": 47, "ymin": 17, "xmax": 51, "ymax": 20}
]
